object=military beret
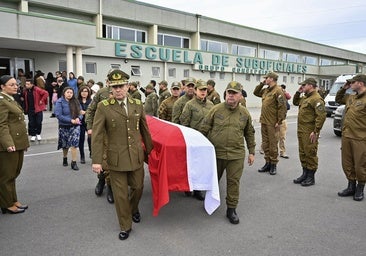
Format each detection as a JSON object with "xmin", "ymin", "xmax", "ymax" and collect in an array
[
  {"xmin": 145, "ymin": 83, "xmax": 154, "ymax": 90},
  {"xmin": 107, "ymin": 69, "xmax": 129, "ymax": 87}
]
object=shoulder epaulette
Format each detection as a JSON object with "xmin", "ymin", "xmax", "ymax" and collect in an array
[{"xmin": 101, "ymin": 99, "xmax": 109, "ymax": 106}]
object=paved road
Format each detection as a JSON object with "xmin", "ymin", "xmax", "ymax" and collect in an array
[{"xmin": 1, "ymin": 116, "xmax": 365, "ymax": 256}]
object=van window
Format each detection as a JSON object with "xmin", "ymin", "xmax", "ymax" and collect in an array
[{"xmin": 329, "ymin": 82, "xmax": 353, "ymax": 96}]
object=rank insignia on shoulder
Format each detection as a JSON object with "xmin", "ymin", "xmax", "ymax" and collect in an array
[
  {"xmin": 102, "ymin": 99, "xmax": 109, "ymax": 106},
  {"xmin": 110, "ymin": 99, "xmax": 116, "ymax": 104}
]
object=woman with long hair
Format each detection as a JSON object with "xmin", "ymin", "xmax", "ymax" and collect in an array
[
  {"xmin": 77, "ymin": 85, "xmax": 92, "ymax": 164},
  {"xmin": 54, "ymin": 87, "xmax": 82, "ymax": 171}
]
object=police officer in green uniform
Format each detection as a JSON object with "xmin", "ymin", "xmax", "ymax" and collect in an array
[
  {"xmin": 201, "ymin": 81, "xmax": 255, "ymax": 224},
  {"xmin": 158, "ymin": 80, "xmax": 171, "ymax": 106},
  {"xmin": 293, "ymin": 78, "xmax": 326, "ymax": 186},
  {"xmin": 144, "ymin": 83, "xmax": 158, "ymax": 116},
  {"xmin": 254, "ymin": 72, "xmax": 286, "ymax": 175},
  {"xmin": 128, "ymin": 81, "xmax": 142, "ymax": 100},
  {"xmin": 206, "ymin": 79, "xmax": 221, "ymax": 105},
  {"xmin": 91, "ymin": 69, "xmax": 153, "ymax": 240},
  {"xmin": 171, "ymin": 77, "xmax": 196, "ymax": 124},
  {"xmin": 335, "ymin": 74, "xmax": 366, "ymax": 201},
  {"xmin": 180, "ymin": 79, "xmax": 214, "ymax": 200},
  {"xmin": 0, "ymin": 75, "xmax": 30, "ymax": 214},
  {"xmin": 85, "ymin": 79, "xmax": 115, "ymax": 203},
  {"xmin": 158, "ymin": 81, "xmax": 181, "ymax": 121}
]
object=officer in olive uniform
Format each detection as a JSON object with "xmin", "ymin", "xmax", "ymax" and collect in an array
[
  {"xmin": 201, "ymin": 81, "xmax": 255, "ymax": 224},
  {"xmin": 144, "ymin": 83, "xmax": 158, "ymax": 116},
  {"xmin": 158, "ymin": 80, "xmax": 171, "ymax": 106},
  {"xmin": 0, "ymin": 75, "xmax": 30, "ymax": 214},
  {"xmin": 293, "ymin": 78, "xmax": 326, "ymax": 186},
  {"xmin": 253, "ymin": 71, "xmax": 287, "ymax": 175},
  {"xmin": 91, "ymin": 69, "xmax": 153, "ymax": 240},
  {"xmin": 180, "ymin": 79, "xmax": 214, "ymax": 200},
  {"xmin": 158, "ymin": 81, "xmax": 181, "ymax": 121},
  {"xmin": 85, "ymin": 80, "xmax": 115, "ymax": 203},
  {"xmin": 206, "ymin": 79, "xmax": 221, "ymax": 105},
  {"xmin": 171, "ymin": 77, "xmax": 196, "ymax": 124},
  {"xmin": 335, "ymin": 74, "xmax": 366, "ymax": 201},
  {"xmin": 128, "ymin": 81, "xmax": 141, "ymax": 100}
]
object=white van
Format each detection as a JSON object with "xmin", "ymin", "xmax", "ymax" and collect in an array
[{"xmin": 324, "ymin": 74, "xmax": 353, "ymax": 117}]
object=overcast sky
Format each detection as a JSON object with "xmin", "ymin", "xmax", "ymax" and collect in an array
[{"xmin": 138, "ymin": 0, "xmax": 366, "ymax": 54}]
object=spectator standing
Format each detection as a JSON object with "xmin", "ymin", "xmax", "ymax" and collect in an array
[
  {"xmin": 45, "ymin": 72, "xmax": 56, "ymax": 111},
  {"xmin": 279, "ymin": 84, "xmax": 291, "ymax": 159},
  {"xmin": 78, "ymin": 86, "xmax": 92, "ymax": 164},
  {"xmin": 34, "ymin": 70, "xmax": 46, "ymax": 89},
  {"xmin": 67, "ymin": 72, "xmax": 78, "ymax": 96}
]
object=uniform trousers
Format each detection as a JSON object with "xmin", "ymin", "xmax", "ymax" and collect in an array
[
  {"xmin": 297, "ymin": 131, "xmax": 318, "ymax": 170},
  {"xmin": 0, "ymin": 151, "xmax": 24, "ymax": 208},
  {"xmin": 261, "ymin": 123, "xmax": 280, "ymax": 164},
  {"xmin": 216, "ymin": 158, "xmax": 244, "ymax": 208},
  {"xmin": 341, "ymin": 137, "xmax": 366, "ymax": 184},
  {"xmin": 109, "ymin": 166, "xmax": 144, "ymax": 231},
  {"xmin": 27, "ymin": 110, "xmax": 43, "ymax": 136},
  {"xmin": 278, "ymin": 119, "xmax": 287, "ymax": 156}
]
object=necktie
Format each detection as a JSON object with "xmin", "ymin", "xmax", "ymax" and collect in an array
[{"xmin": 121, "ymin": 101, "xmax": 128, "ymax": 115}]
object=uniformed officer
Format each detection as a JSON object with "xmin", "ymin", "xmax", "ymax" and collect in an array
[
  {"xmin": 144, "ymin": 83, "xmax": 158, "ymax": 116},
  {"xmin": 180, "ymin": 79, "xmax": 214, "ymax": 200},
  {"xmin": 293, "ymin": 78, "xmax": 326, "ymax": 186},
  {"xmin": 91, "ymin": 69, "xmax": 153, "ymax": 240},
  {"xmin": 200, "ymin": 81, "xmax": 255, "ymax": 224},
  {"xmin": 335, "ymin": 74, "xmax": 366, "ymax": 201},
  {"xmin": 171, "ymin": 77, "xmax": 196, "ymax": 124},
  {"xmin": 158, "ymin": 80, "xmax": 171, "ymax": 106},
  {"xmin": 85, "ymin": 78, "xmax": 114, "ymax": 203},
  {"xmin": 253, "ymin": 71, "xmax": 287, "ymax": 175},
  {"xmin": 128, "ymin": 81, "xmax": 142, "ymax": 100},
  {"xmin": 158, "ymin": 81, "xmax": 181, "ymax": 121},
  {"xmin": 206, "ymin": 79, "xmax": 221, "ymax": 105},
  {"xmin": 0, "ymin": 75, "xmax": 30, "ymax": 214}
]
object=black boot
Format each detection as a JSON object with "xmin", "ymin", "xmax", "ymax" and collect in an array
[
  {"xmin": 226, "ymin": 208, "xmax": 239, "ymax": 224},
  {"xmin": 71, "ymin": 161, "xmax": 79, "ymax": 171},
  {"xmin": 193, "ymin": 190, "xmax": 205, "ymax": 201},
  {"xmin": 294, "ymin": 168, "xmax": 308, "ymax": 184},
  {"xmin": 80, "ymin": 153, "xmax": 85, "ymax": 164},
  {"xmin": 63, "ymin": 157, "xmax": 68, "ymax": 166},
  {"xmin": 106, "ymin": 185, "xmax": 114, "ymax": 204},
  {"xmin": 338, "ymin": 180, "xmax": 356, "ymax": 197},
  {"xmin": 258, "ymin": 162, "xmax": 270, "ymax": 173},
  {"xmin": 95, "ymin": 176, "xmax": 105, "ymax": 196},
  {"xmin": 301, "ymin": 169, "xmax": 315, "ymax": 186},
  {"xmin": 353, "ymin": 183, "xmax": 364, "ymax": 201},
  {"xmin": 269, "ymin": 163, "xmax": 277, "ymax": 175}
]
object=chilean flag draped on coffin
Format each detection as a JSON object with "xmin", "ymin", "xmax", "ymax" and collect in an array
[{"xmin": 146, "ymin": 116, "xmax": 220, "ymax": 216}]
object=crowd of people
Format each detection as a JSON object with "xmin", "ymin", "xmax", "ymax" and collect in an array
[{"xmin": 1, "ymin": 69, "xmax": 365, "ymax": 242}]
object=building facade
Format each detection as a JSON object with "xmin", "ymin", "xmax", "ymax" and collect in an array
[{"xmin": 1, "ymin": 0, "xmax": 365, "ymax": 106}]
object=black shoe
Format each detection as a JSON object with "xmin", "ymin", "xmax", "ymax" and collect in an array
[
  {"xmin": 118, "ymin": 229, "xmax": 131, "ymax": 240},
  {"xmin": 294, "ymin": 168, "xmax": 308, "ymax": 184},
  {"xmin": 71, "ymin": 161, "xmax": 79, "ymax": 171},
  {"xmin": 258, "ymin": 162, "xmax": 270, "ymax": 173},
  {"xmin": 184, "ymin": 191, "xmax": 193, "ymax": 197},
  {"xmin": 301, "ymin": 170, "xmax": 315, "ymax": 186},
  {"xmin": 226, "ymin": 208, "xmax": 239, "ymax": 224},
  {"xmin": 1, "ymin": 207, "xmax": 25, "ymax": 214},
  {"xmin": 63, "ymin": 157, "xmax": 68, "ymax": 166},
  {"xmin": 16, "ymin": 204, "xmax": 28, "ymax": 210},
  {"xmin": 132, "ymin": 212, "xmax": 141, "ymax": 223},
  {"xmin": 338, "ymin": 180, "xmax": 356, "ymax": 197},
  {"xmin": 280, "ymin": 155, "xmax": 289, "ymax": 159},
  {"xmin": 95, "ymin": 178, "xmax": 105, "ymax": 196},
  {"xmin": 106, "ymin": 185, "xmax": 114, "ymax": 204},
  {"xmin": 269, "ymin": 164, "xmax": 277, "ymax": 175},
  {"xmin": 353, "ymin": 183, "xmax": 364, "ymax": 201},
  {"xmin": 80, "ymin": 157, "xmax": 85, "ymax": 164},
  {"xmin": 193, "ymin": 190, "xmax": 205, "ymax": 201},
  {"xmin": 50, "ymin": 113, "xmax": 56, "ymax": 118}
]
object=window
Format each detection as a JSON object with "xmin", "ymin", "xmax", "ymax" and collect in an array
[
  {"xmin": 282, "ymin": 53, "xmax": 300, "ymax": 63},
  {"xmin": 59, "ymin": 61, "xmax": 66, "ymax": 72},
  {"xmin": 168, "ymin": 68, "xmax": 176, "ymax": 78},
  {"xmin": 259, "ymin": 49, "xmax": 280, "ymax": 60},
  {"xmin": 256, "ymin": 74, "xmax": 261, "ymax": 82},
  {"xmin": 111, "ymin": 64, "xmax": 121, "ymax": 69},
  {"xmin": 158, "ymin": 33, "xmax": 190, "ymax": 48},
  {"xmin": 320, "ymin": 58, "xmax": 332, "ymax": 66},
  {"xmin": 245, "ymin": 74, "xmax": 250, "ymax": 81},
  {"xmin": 85, "ymin": 62, "xmax": 96, "ymax": 74},
  {"xmin": 291, "ymin": 76, "xmax": 295, "ymax": 83},
  {"xmin": 219, "ymin": 72, "xmax": 225, "ymax": 80},
  {"xmin": 232, "ymin": 44, "xmax": 256, "ymax": 57},
  {"xmin": 152, "ymin": 67, "xmax": 160, "ymax": 77},
  {"xmin": 209, "ymin": 72, "xmax": 216, "ymax": 79},
  {"xmin": 201, "ymin": 39, "xmax": 228, "ymax": 53},
  {"xmin": 103, "ymin": 24, "xmax": 146, "ymax": 43},
  {"xmin": 282, "ymin": 76, "xmax": 287, "ymax": 83},
  {"xmin": 131, "ymin": 66, "xmax": 141, "ymax": 76},
  {"xmin": 298, "ymin": 77, "xmax": 302, "ymax": 84},
  {"xmin": 183, "ymin": 69, "xmax": 190, "ymax": 78},
  {"xmin": 303, "ymin": 56, "xmax": 318, "ymax": 65}
]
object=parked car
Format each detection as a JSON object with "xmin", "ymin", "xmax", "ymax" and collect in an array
[{"xmin": 333, "ymin": 105, "xmax": 345, "ymax": 136}]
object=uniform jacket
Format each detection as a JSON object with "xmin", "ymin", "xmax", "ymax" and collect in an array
[
  {"xmin": 54, "ymin": 97, "xmax": 83, "ymax": 126},
  {"xmin": 200, "ymin": 102, "xmax": 256, "ymax": 160},
  {"xmin": 130, "ymin": 89, "xmax": 142, "ymax": 100},
  {"xmin": 171, "ymin": 94, "xmax": 192, "ymax": 124},
  {"xmin": 159, "ymin": 88, "xmax": 171, "ymax": 106},
  {"xmin": 158, "ymin": 95, "xmax": 179, "ymax": 121},
  {"xmin": 180, "ymin": 97, "xmax": 214, "ymax": 130},
  {"xmin": 0, "ymin": 92, "xmax": 30, "ymax": 152},
  {"xmin": 336, "ymin": 88, "xmax": 366, "ymax": 140},
  {"xmin": 91, "ymin": 97, "xmax": 153, "ymax": 172},
  {"xmin": 293, "ymin": 90, "xmax": 326, "ymax": 134},
  {"xmin": 85, "ymin": 87, "xmax": 111, "ymax": 130},
  {"xmin": 23, "ymin": 86, "xmax": 48, "ymax": 113},
  {"xmin": 253, "ymin": 83, "xmax": 287, "ymax": 125},
  {"xmin": 206, "ymin": 89, "xmax": 221, "ymax": 105},
  {"xmin": 144, "ymin": 92, "xmax": 158, "ymax": 116}
]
